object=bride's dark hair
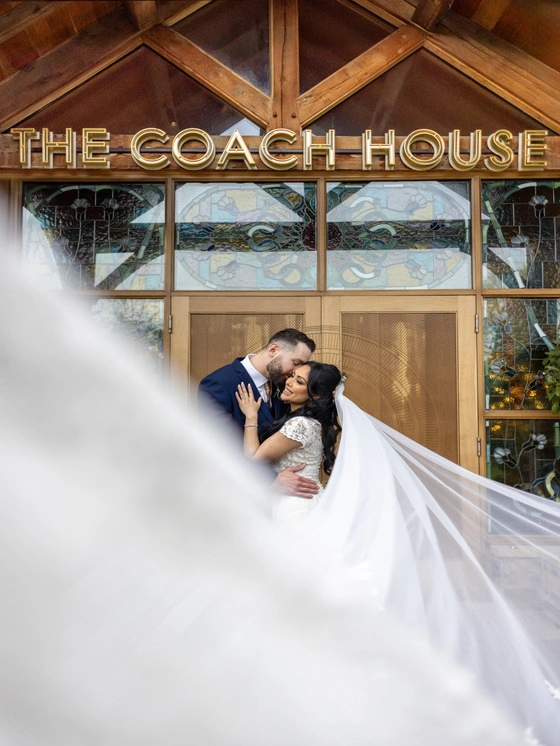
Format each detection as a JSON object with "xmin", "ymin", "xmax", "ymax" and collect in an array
[{"xmin": 261, "ymin": 361, "xmax": 342, "ymax": 475}]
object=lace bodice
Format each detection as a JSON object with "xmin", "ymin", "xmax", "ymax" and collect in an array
[
  {"xmin": 273, "ymin": 416, "xmax": 324, "ymax": 520},
  {"xmin": 274, "ymin": 416, "xmax": 323, "ymax": 484}
]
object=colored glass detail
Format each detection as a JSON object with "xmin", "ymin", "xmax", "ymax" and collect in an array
[
  {"xmin": 175, "ymin": 182, "xmax": 317, "ymax": 290},
  {"xmin": 326, "ymin": 180, "xmax": 471, "ymax": 289}
]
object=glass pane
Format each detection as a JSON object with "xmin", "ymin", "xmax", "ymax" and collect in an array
[
  {"xmin": 173, "ymin": 0, "xmax": 269, "ymax": 94},
  {"xmin": 327, "ymin": 180, "xmax": 471, "ymax": 289},
  {"xmin": 482, "ymin": 180, "xmax": 560, "ymax": 289},
  {"xmin": 311, "ymin": 50, "xmax": 553, "ymax": 136},
  {"xmin": 17, "ymin": 47, "xmax": 261, "ymax": 137},
  {"xmin": 22, "ymin": 182, "xmax": 165, "ymax": 291},
  {"xmin": 175, "ymin": 182, "xmax": 317, "ymax": 290},
  {"xmin": 486, "ymin": 419, "xmax": 560, "ymax": 507},
  {"xmin": 483, "ymin": 298, "xmax": 560, "ymax": 410},
  {"xmin": 86, "ymin": 298, "xmax": 164, "ymax": 376},
  {"xmin": 299, "ymin": 0, "xmax": 392, "ymax": 93}
]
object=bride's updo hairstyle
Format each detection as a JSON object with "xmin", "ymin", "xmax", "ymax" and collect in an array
[{"xmin": 262, "ymin": 361, "xmax": 342, "ymax": 475}]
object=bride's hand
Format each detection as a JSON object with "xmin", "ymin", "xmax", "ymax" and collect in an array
[{"xmin": 235, "ymin": 383, "xmax": 261, "ymax": 420}]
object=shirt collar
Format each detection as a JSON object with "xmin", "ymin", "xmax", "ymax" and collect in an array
[{"xmin": 241, "ymin": 354, "xmax": 268, "ymax": 388}]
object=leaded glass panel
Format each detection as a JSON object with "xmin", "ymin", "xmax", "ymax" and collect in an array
[
  {"xmin": 484, "ymin": 298, "xmax": 560, "ymax": 410},
  {"xmin": 486, "ymin": 419, "xmax": 560, "ymax": 501},
  {"xmin": 175, "ymin": 182, "xmax": 317, "ymax": 290},
  {"xmin": 326, "ymin": 181, "xmax": 471, "ymax": 289},
  {"xmin": 22, "ymin": 183, "xmax": 165, "ymax": 291},
  {"xmin": 482, "ymin": 180, "xmax": 560, "ymax": 289},
  {"xmin": 86, "ymin": 298, "xmax": 164, "ymax": 376}
]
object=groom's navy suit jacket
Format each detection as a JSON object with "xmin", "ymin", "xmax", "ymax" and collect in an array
[{"xmin": 198, "ymin": 357, "xmax": 286, "ymax": 434}]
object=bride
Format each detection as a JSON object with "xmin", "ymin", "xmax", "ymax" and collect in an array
[
  {"xmin": 237, "ymin": 362, "xmax": 560, "ymax": 746},
  {"xmin": 235, "ymin": 361, "xmax": 342, "ymax": 519}
]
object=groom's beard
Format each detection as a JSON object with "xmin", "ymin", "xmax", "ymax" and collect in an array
[{"xmin": 265, "ymin": 359, "xmax": 287, "ymax": 390}]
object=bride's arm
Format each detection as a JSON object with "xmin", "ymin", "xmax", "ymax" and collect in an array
[{"xmin": 235, "ymin": 383, "xmax": 302, "ymax": 461}]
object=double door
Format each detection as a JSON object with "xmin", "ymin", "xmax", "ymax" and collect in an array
[{"xmin": 170, "ymin": 294, "xmax": 478, "ymax": 471}]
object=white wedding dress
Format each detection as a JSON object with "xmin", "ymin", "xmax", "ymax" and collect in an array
[
  {"xmin": 273, "ymin": 416, "xmax": 324, "ymax": 519},
  {"xmin": 0, "ymin": 253, "xmax": 558, "ymax": 746}
]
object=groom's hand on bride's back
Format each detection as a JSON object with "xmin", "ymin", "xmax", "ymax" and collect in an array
[{"xmin": 273, "ymin": 465, "xmax": 319, "ymax": 498}]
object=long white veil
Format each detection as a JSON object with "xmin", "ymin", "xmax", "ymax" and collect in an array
[
  {"xmin": 304, "ymin": 387, "xmax": 560, "ymax": 745},
  {"xmin": 0, "ymin": 259, "xmax": 529, "ymax": 745}
]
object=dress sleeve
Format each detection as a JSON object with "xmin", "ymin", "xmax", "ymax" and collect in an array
[{"xmin": 280, "ymin": 416, "xmax": 315, "ymax": 447}]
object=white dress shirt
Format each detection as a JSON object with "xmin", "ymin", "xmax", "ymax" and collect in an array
[{"xmin": 240, "ymin": 354, "xmax": 271, "ymax": 403}]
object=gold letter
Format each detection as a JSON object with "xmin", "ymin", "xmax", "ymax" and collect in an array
[
  {"xmin": 131, "ymin": 128, "xmax": 170, "ymax": 170},
  {"xmin": 448, "ymin": 129, "xmax": 481, "ymax": 171},
  {"xmin": 41, "ymin": 128, "xmax": 76, "ymax": 168},
  {"xmin": 399, "ymin": 129, "xmax": 444, "ymax": 170},
  {"xmin": 519, "ymin": 130, "xmax": 548, "ymax": 170},
  {"xmin": 484, "ymin": 130, "xmax": 514, "ymax": 171},
  {"xmin": 10, "ymin": 128, "xmax": 39, "ymax": 168},
  {"xmin": 362, "ymin": 129, "xmax": 395, "ymax": 170},
  {"xmin": 172, "ymin": 128, "xmax": 215, "ymax": 170},
  {"xmin": 216, "ymin": 129, "xmax": 256, "ymax": 170},
  {"xmin": 259, "ymin": 129, "xmax": 298, "ymax": 170},
  {"xmin": 303, "ymin": 129, "xmax": 335, "ymax": 170},
  {"xmin": 82, "ymin": 128, "xmax": 110, "ymax": 168}
]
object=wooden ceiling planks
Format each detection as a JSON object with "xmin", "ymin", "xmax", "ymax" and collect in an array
[
  {"xmin": 0, "ymin": 5, "xmax": 142, "ymax": 132},
  {"xmin": 430, "ymin": 11, "xmax": 560, "ymax": 133},
  {"xmin": 0, "ymin": 1, "xmax": 120, "ymax": 80},
  {"xmin": 0, "ymin": 0, "xmax": 557, "ymax": 137}
]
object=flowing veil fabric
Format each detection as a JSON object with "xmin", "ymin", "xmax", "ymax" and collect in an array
[
  {"xmin": 303, "ymin": 387, "xmax": 560, "ymax": 745},
  {"xmin": 0, "ymin": 258, "xmax": 529, "ymax": 745}
]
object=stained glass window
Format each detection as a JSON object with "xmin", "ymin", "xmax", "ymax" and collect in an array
[
  {"xmin": 486, "ymin": 418, "xmax": 560, "ymax": 496},
  {"xmin": 486, "ymin": 418, "xmax": 560, "ymax": 531},
  {"xmin": 174, "ymin": 182, "xmax": 317, "ymax": 290},
  {"xmin": 326, "ymin": 180, "xmax": 471, "ymax": 289},
  {"xmin": 484, "ymin": 298, "xmax": 559, "ymax": 411},
  {"xmin": 482, "ymin": 180, "xmax": 560, "ymax": 289},
  {"xmin": 86, "ymin": 298, "xmax": 165, "ymax": 376},
  {"xmin": 22, "ymin": 183, "xmax": 165, "ymax": 291}
]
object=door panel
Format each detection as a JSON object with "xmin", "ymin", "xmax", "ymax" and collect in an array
[
  {"xmin": 323, "ymin": 296, "xmax": 478, "ymax": 470},
  {"xmin": 170, "ymin": 295, "xmax": 322, "ymax": 393}
]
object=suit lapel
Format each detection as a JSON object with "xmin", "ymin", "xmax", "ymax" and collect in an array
[{"xmin": 232, "ymin": 358, "xmax": 275, "ymax": 425}]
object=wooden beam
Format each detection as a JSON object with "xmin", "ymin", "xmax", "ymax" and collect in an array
[
  {"xmin": 427, "ymin": 11, "xmax": 560, "ymax": 133},
  {"xmin": 143, "ymin": 24, "xmax": 271, "ymax": 128},
  {"xmin": 412, "ymin": 0, "xmax": 455, "ymax": 30},
  {"xmin": 0, "ymin": 2, "xmax": 65, "ymax": 44},
  {"xmin": 158, "ymin": 0, "xmax": 214, "ymax": 26},
  {"xmin": 270, "ymin": 0, "xmax": 299, "ymax": 130},
  {"xmin": 347, "ymin": 0, "xmax": 408, "ymax": 26},
  {"xmin": 0, "ymin": 6, "xmax": 142, "ymax": 132},
  {"xmin": 350, "ymin": 0, "xmax": 414, "ymax": 25},
  {"xmin": 123, "ymin": 0, "xmax": 158, "ymax": 29},
  {"xmin": 469, "ymin": 0, "xmax": 510, "ymax": 31},
  {"xmin": 297, "ymin": 24, "xmax": 426, "ymax": 128}
]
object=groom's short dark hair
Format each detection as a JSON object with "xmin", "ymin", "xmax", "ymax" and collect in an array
[{"xmin": 267, "ymin": 328, "xmax": 316, "ymax": 354}]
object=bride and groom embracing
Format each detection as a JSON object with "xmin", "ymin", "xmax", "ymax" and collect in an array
[
  {"xmin": 198, "ymin": 328, "xmax": 342, "ymax": 517},
  {"xmin": 199, "ymin": 327, "xmax": 560, "ymax": 745}
]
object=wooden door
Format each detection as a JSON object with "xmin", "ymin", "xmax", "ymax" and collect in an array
[
  {"xmin": 169, "ymin": 294, "xmax": 322, "ymax": 398},
  {"xmin": 322, "ymin": 295, "xmax": 479, "ymax": 470}
]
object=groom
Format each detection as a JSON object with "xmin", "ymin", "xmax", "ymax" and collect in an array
[{"xmin": 198, "ymin": 328, "xmax": 319, "ymax": 498}]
